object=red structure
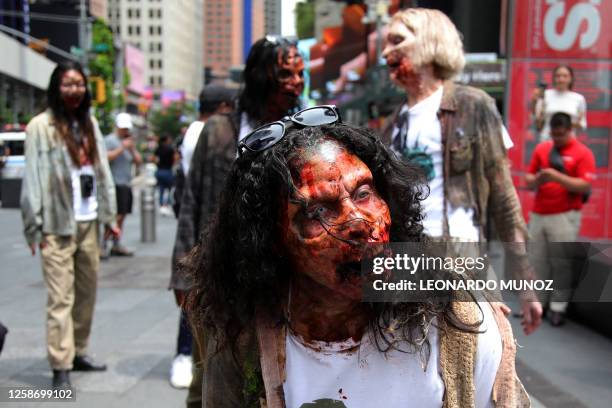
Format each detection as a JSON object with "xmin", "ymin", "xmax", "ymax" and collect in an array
[{"xmin": 507, "ymin": 0, "xmax": 612, "ymax": 239}]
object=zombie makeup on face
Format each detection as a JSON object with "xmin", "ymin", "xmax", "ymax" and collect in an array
[
  {"xmin": 274, "ymin": 47, "xmax": 305, "ymax": 104},
  {"xmin": 280, "ymin": 140, "xmax": 391, "ymax": 301},
  {"xmin": 59, "ymin": 70, "xmax": 87, "ymax": 112},
  {"xmin": 382, "ymin": 22, "xmax": 421, "ymax": 89}
]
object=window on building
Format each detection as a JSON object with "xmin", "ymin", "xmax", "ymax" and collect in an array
[
  {"xmin": 149, "ymin": 60, "xmax": 154, "ymax": 69},
  {"xmin": 157, "ymin": 9, "xmax": 162, "ymax": 18},
  {"xmin": 157, "ymin": 26, "xmax": 162, "ymax": 35},
  {"xmin": 135, "ymin": 26, "xmax": 141, "ymax": 35},
  {"xmin": 157, "ymin": 76, "xmax": 162, "ymax": 85},
  {"xmin": 150, "ymin": 76, "xmax": 155, "ymax": 85},
  {"xmin": 149, "ymin": 43, "xmax": 154, "ymax": 52},
  {"xmin": 157, "ymin": 60, "xmax": 162, "ymax": 69},
  {"xmin": 149, "ymin": 9, "xmax": 154, "ymax": 18},
  {"xmin": 128, "ymin": 9, "xmax": 132, "ymax": 18},
  {"xmin": 149, "ymin": 26, "xmax": 154, "ymax": 35},
  {"xmin": 135, "ymin": 9, "xmax": 140, "ymax": 18},
  {"xmin": 128, "ymin": 26, "xmax": 133, "ymax": 35},
  {"xmin": 157, "ymin": 43, "xmax": 162, "ymax": 52}
]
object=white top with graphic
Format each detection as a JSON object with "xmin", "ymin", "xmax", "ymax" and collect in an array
[
  {"xmin": 71, "ymin": 164, "xmax": 98, "ymax": 222},
  {"xmin": 391, "ymin": 87, "xmax": 513, "ymax": 240},
  {"xmin": 283, "ymin": 302, "xmax": 501, "ymax": 408}
]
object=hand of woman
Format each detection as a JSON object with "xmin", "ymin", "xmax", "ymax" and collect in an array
[
  {"xmin": 104, "ymin": 224, "xmax": 122, "ymax": 240},
  {"xmin": 29, "ymin": 241, "xmax": 47, "ymax": 256},
  {"xmin": 530, "ymin": 87, "xmax": 544, "ymax": 104}
]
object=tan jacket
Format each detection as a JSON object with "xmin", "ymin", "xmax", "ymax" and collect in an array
[{"xmin": 20, "ymin": 110, "xmax": 116, "ymax": 244}]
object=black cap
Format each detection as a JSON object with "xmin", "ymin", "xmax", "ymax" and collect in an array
[{"xmin": 200, "ymin": 84, "xmax": 237, "ymax": 105}]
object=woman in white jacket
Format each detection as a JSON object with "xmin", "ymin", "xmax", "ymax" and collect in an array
[{"xmin": 21, "ymin": 61, "xmax": 119, "ymax": 388}]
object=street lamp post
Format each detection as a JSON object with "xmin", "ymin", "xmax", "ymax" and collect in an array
[{"xmin": 78, "ymin": 0, "xmax": 89, "ymax": 72}]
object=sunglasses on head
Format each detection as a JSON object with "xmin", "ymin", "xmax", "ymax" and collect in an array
[
  {"xmin": 264, "ymin": 35, "xmax": 298, "ymax": 47},
  {"xmin": 238, "ymin": 105, "xmax": 342, "ymax": 156}
]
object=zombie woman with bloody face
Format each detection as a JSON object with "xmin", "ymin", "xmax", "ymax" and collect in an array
[
  {"xmin": 381, "ymin": 8, "xmax": 542, "ymax": 336},
  {"xmin": 21, "ymin": 61, "xmax": 118, "ymax": 388},
  {"xmin": 184, "ymin": 107, "xmax": 529, "ymax": 407}
]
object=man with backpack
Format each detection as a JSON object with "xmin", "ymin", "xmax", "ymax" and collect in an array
[{"xmin": 526, "ymin": 111, "xmax": 595, "ymax": 326}]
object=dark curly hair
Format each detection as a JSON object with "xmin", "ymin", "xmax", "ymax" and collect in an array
[
  {"xmin": 185, "ymin": 123, "xmax": 480, "ymax": 358},
  {"xmin": 238, "ymin": 37, "xmax": 302, "ymax": 125}
]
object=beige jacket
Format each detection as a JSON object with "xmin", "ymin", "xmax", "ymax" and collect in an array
[{"xmin": 20, "ymin": 110, "xmax": 116, "ymax": 244}]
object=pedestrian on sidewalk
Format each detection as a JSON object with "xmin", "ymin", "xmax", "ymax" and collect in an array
[
  {"xmin": 20, "ymin": 61, "xmax": 118, "ymax": 388},
  {"xmin": 184, "ymin": 118, "xmax": 529, "ymax": 407},
  {"xmin": 173, "ymin": 37, "xmax": 304, "ymax": 406},
  {"xmin": 526, "ymin": 112, "xmax": 595, "ymax": 326},
  {"xmin": 530, "ymin": 64, "xmax": 587, "ymax": 141},
  {"xmin": 168, "ymin": 84, "xmax": 235, "ymax": 392},
  {"xmin": 380, "ymin": 7, "xmax": 542, "ymax": 335},
  {"xmin": 154, "ymin": 134, "xmax": 175, "ymax": 216},
  {"xmin": 103, "ymin": 112, "xmax": 142, "ymax": 257}
]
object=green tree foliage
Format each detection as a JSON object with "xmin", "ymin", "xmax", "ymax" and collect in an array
[
  {"xmin": 89, "ymin": 19, "xmax": 116, "ymax": 134},
  {"xmin": 149, "ymin": 103, "xmax": 192, "ymax": 140},
  {"xmin": 296, "ymin": 0, "xmax": 315, "ymax": 39}
]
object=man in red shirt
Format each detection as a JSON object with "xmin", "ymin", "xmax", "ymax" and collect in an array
[{"xmin": 526, "ymin": 112, "xmax": 595, "ymax": 326}]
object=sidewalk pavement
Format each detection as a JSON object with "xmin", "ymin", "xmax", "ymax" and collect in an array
[
  {"xmin": 0, "ymin": 204, "xmax": 186, "ymax": 408},
  {"xmin": 507, "ymin": 297, "xmax": 612, "ymax": 408}
]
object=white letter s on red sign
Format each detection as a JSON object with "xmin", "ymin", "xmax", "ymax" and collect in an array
[{"xmin": 544, "ymin": 0, "xmax": 601, "ymax": 51}]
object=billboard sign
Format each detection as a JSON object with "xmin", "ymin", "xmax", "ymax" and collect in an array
[{"xmin": 125, "ymin": 44, "xmax": 145, "ymax": 95}]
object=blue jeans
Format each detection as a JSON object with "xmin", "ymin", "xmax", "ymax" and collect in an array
[
  {"xmin": 176, "ymin": 310, "xmax": 193, "ymax": 356},
  {"xmin": 155, "ymin": 169, "xmax": 174, "ymax": 206}
]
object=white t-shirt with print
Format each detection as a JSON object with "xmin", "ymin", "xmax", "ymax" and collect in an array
[
  {"xmin": 390, "ymin": 87, "xmax": 513, "ymax": 240},
  {"xmin": 283, "ymin": 302, "xmax": 502, "ymax": 408},
  {"xmin": 71, "ymin": 164, "xmax": 98, "ymax": 222}
]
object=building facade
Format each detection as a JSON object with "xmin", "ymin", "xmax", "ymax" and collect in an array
[
  {"xmin": 203, "ymin": 0, "xmax": 264, "ymax": 81},
  {"xmin": 264, "ymin": 0, "xmax": 282, "ymax": 36},
  {"xmin": 107, "ymin": 0, "xmax": 203, "ymax": 100}
]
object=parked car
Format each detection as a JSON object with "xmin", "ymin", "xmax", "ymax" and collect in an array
[{"xmin": 0, "ymin": 131, "xmax": 26, "ymax": 208}]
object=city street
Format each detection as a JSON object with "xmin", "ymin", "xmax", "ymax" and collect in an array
[
  {"xmin": 0, "ymin": 198, "xmax": 611, "ymax": 407},
  {"xmin": 0, "ymin": 198, "xmax": 186, "ymax": 407}
]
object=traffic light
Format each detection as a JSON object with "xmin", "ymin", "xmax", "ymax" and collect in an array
[{"xmin": 89, "ymin": 76, "xmax": 107, "ymax": 104}]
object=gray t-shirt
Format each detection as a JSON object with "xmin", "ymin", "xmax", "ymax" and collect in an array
[{"xmin": 105, "ymin": 133, "xmax": 133, "ymax": 186}]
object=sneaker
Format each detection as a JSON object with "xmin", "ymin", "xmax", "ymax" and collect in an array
[
  {"xmin": 52, "ymin": 370, "xmax": 71, "ymax": 388},
  {"xmin": 169, "ymin": 354, "xmax": 193, "ymax": 389},
  {"xmin": 159, "ymin": 205, "xmax": 173, "ymax": 217},
  {"xmin": 110, "ymin": 245, "xmax": 134, "ymax": 257}
]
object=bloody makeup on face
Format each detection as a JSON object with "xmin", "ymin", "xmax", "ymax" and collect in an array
[
  {"xmin": 382, "ymin": 21, "xmax": 420, "ymax": 88},
  {"xmin": 273, "ymin": 46, "xmax": 305, "ymax": 109},
  {"xmin": 59, "ymin": 69, "xmax": 87, "ymax": 111},
  {"xmin": 280, "ymin": 140, "xmax": 391, "ymax": 300}
]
